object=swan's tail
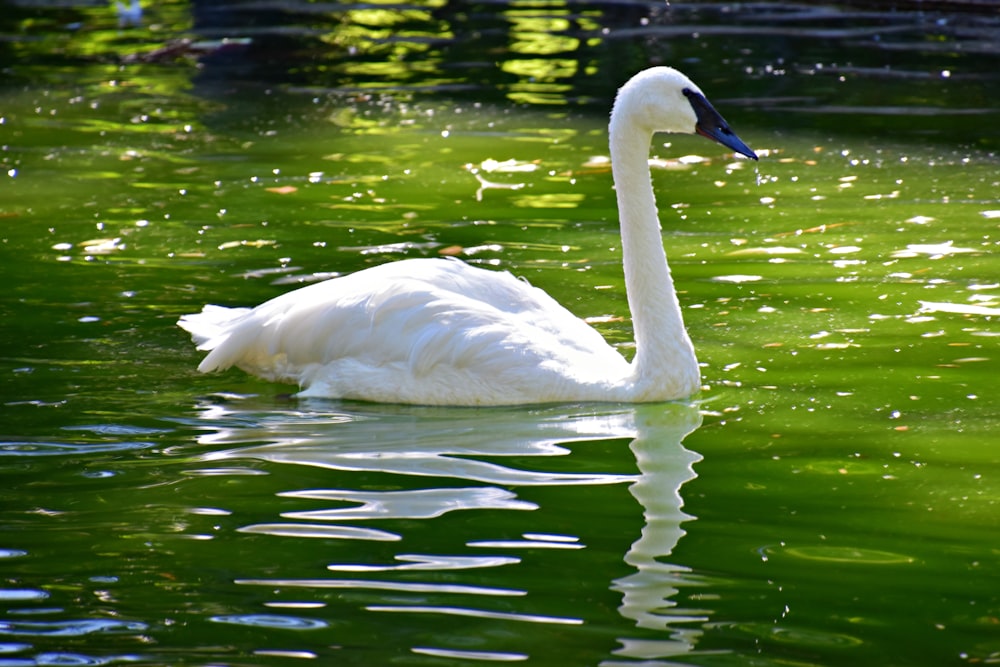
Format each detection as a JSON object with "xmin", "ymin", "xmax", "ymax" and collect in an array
[
  {"xmin": 178, "ymin": 305, "xmax": 254, "ymax": 372},
  {"xmin": 178, "ymin": 305, "xmax": 248, "ymax": 345}
]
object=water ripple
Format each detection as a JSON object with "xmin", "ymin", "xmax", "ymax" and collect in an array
[
  {"xmin": 367, "ymin": 605, "xmax": 582, "ymax": 625},
  {"xmin": 235, "ymin": 578, "xmax": 523, "ymax": 597},
  {"xmin": 198, "ymin": 404, "xmax": 640, "ymax": 487},
  {"xmin": 0, "ymin": 590, "xmax": 48, "ymax": 602},
  {"xmin": 0, "ymin": 643, "xmax": 31, "ymax": 654},
  {"xmin": 280, "ymin": 487, "xmax": 536, "ymax": 521},
  {"xmin": 0, "ymin": 441, "xmax": 155, "ymax": 457},
  {"xmin": 0, "ymin": 619, "xmax": 147, "ymax": 637},
  {"xmin": 468, "ymin": 534, "xmax": 584, "ymax": 550},
  {"xmin": 62, "ymin": 424, "xmax": 169, "ymax": 436},
  {"xmin": 209, "ymin": 614, "xmax": 327, "ymax": 630},
  {"xmin": 327, "ymin": 554, "xmax": 520, "ymax": 573},
  {"xmin": 412, "ymin": 646, "xmax": 528, "ymax": 662},
  {"xmin": 33, "ymin": 652, "xmax": 138, "ymax": 666},
  {"xmin": 237, "ymin": 523, "xmax": 400, "ymax": 542}
]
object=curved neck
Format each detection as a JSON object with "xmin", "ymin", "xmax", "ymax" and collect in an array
[{"xmin": 609, "ymin": 120, "xmax": 698, "ymax": 389}]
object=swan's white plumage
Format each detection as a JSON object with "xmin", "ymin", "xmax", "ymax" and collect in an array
[
  {"xmin": 181, "ymin": 257, "xmax": 630, "ymax": 404},
  {"xmin": 179, "ymin": 66, "xmax": 757, "ymax": 406}
]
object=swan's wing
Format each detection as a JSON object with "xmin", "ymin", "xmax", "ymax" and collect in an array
[{"xmin": 179, "ymin": 258, "xmax": 622, "ymax": 384}]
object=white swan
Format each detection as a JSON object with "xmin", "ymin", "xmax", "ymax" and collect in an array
[{"xmin": 178, "ymin": 67, "xmax": 757, "ymax": 406}]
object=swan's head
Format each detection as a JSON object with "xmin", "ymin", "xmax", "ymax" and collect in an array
[{"xmin": 612, "ymin": 67, "xmax": 758, "ymax": 161}]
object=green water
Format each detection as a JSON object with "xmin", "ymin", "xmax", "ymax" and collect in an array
[{"xmin": 2, "ymin": 1, "xmax": 999, "ymax": 665}]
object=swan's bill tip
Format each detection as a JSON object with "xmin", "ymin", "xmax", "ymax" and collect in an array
[
  {"xmin": 684, "ymin": 88, "xmax": 758, "ymax": 161},
  {"xmin": 696, "ymin": 124, "xmax": 758, "ymax": 161}
]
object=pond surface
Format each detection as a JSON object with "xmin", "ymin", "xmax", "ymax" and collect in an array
[{"xmin": 2, "ymin": 1, "xmax": 999, "ymax": 665}]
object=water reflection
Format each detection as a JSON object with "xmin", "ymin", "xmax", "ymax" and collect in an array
[
  {"xmin": 609, "ymin": 406, "xmax": 705, "ymax": 664},
  {"xmin": 197, "ymin": 400, "xmax": 640, "ymax": 486},
  {"xmin": 190, "ymin": 0, "xmax": 658, "ymax": 105},
  {"xmin": 6, "ymin": 0, "xmax": 1000, "ymax": 152},
  {"xmin": 195, "ymin": 399, "xmax": 704, "ymax": 663}
]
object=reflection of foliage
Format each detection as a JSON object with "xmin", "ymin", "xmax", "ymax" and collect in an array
[
  {"xmin": 2, "ymin": 0, "xmax": 192, "ymax": 67},
  {"xmin": 2, "ymin": 0, "xmax": 999, "ymax": 143}
]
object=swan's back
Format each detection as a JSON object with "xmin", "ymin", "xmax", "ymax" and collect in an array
[{"xmin": 179, "ymin": 257, "xmax": 630, "ymax": 404}]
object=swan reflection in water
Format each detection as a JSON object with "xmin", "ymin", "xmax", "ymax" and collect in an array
[
  {"xmin": 194, "ymin": 399, "xmax": 704, "ymax": 664},
  {"xmin": 609, "ymin": 404, "xmax": 705, "ymax": 665}
]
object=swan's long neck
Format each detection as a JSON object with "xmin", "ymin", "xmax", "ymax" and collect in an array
[{"xmin": 610, "ymin": 114, "xmax": 699, "ymax": 395}]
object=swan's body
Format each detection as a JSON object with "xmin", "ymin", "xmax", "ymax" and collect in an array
[{"xmin": 179, "ymin": 67, "xmax": 757, "ymax": 406}]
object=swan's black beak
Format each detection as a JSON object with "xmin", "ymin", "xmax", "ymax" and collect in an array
[{"xmin": 683, "ymin": 88, "xmax": 758, "ymax": 161}]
